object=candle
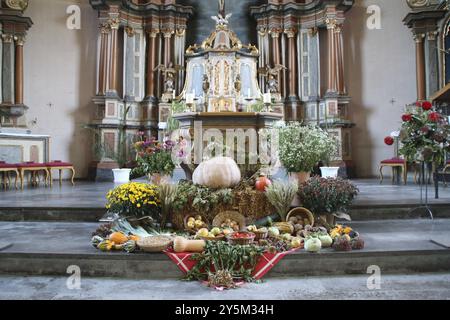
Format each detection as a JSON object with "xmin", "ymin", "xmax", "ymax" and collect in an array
[
  {"xmin": 186, "ymin": 93, "xmax": 194, "ymax": 104},
  {"xmin": 172, "ymin": 90, "xmax": 176, "ymax": 99},
  {"xmin": 247, "ymin": 88, "xmax": 251, "ymax": 98},
  {"xmin": 193, "ymin": 89, "xmax": 196, "ymax": 97}
]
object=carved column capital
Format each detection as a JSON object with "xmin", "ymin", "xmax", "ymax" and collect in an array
[
  {"xmin": 176, "ymin": 29, "xmax": 186, "ymax": 37},
  {"xmin": 427, "ymin": 31, "xmax": 438, "ymax": 41},
  {"xmin": 14, "ymin": 35, "xmax": 26, "ymax": 46},
  {"xmin": 325, "ymin": 18, "xmax": 338, "ymax": 30},
  {"xmin": 147, "ymin": 29, "xmax": 160, "ymax": 38},
  {"xmin": 269, "ymin": 30, "xmax": 281, "ymax": 38},
  {"xmin": 5, "ymin": 0, "xmax": 29, "ymax": 11},
  {"xmin": 162, "ymin": 30, "xmax": 174, "ymax": 38},
  {"xmin": 284, "ymin": 28, "xmax": 297, "ymax": 38},
  {"xmin": 108, "ymin": 18, "xmax": 120, "ymax": 30},
  {"xmin": 125, "ymin": 26, "xmax": 135, "ymax": 37},
  {"xmin": 258, "ymin": 28, "xmax": 268, "ymax": 37},
  {"xmin": 413, "ymin": 33, "xmax": 425, "ymax": 43},
  {"xmin": 100, "ymin": 22, "xmax": 111, "ymax": 34},
  {"xmin": 1, "ymin": 34, "xmax": 14, "ymax": 43}
]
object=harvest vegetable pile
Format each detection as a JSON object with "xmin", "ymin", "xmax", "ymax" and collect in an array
[{"xmin": 91, "ymin": 156, "xmax": 363, "ymax": 289}]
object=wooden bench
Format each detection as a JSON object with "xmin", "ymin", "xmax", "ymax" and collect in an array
[
  {"xmin": 0, "ymin": 162, "xmax": 19, "ymax": 189},
  {"xmin": 16, "ymin": 162, "xmax": 49, "ymax": 190},
  {"xmin": 45, "ymin": 161, "xmax": 75, "ymax": 187}
]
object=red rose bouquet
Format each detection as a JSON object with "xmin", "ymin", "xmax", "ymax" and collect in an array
[{"xmin": 399, "ymin": 101, "xmax": 450, "ymax": 164}]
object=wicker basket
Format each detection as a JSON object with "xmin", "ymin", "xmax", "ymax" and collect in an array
[
  {"xmin": 286, "ymin": 207, "xmax": 315, "ymax": 227},
  {"xmin": 227, "ymin": 232, "xmax": 255, "ymax": 245},
  {"xmin": 183, "ymin": 215, "xmax": 209, "ymax": 234},
  {"xmin": 253, "ymin": 230, "xmax": 268, "ymax": 241},
  {"xmin": 137, "ymin": 235, "xmax": 173, "ymax": 253},
  {"xmin": 212, "ymin": 211, "xmax": 246, "ymax": 231},
  {"xmin": 200, "ymin": 234, "xmax": 226, "ymax": 241}
]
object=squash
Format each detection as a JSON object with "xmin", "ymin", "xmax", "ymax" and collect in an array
[
  {"xmin": 192, "ymin": 157, "xmax": 241, "ymax": 188},
  {"xmin": 173, "ymin": 236, "xmax": 205, "ymax": 253},
  {"xmin": 319, "ymin": 234, "xmax": 333, "ymax": 248},
  {"xmin": 305, "ymin": 238, "xmax": 322, "ymax": 253},
  {"xmin": 109, "ymin": 232, "xmax": 128, "ymax": 245},
  {"xmin": 123, "ymin": 240, "xmax": 137, "ymax": 253},
  {"xmin": 128, "ymin": 235, "xmax": 140, "ymax": 242},
  {"xmin": 91, "ymin": 236, "xmax": 104, "ymax": 248},
  {"xmin": 274, "ymin": 222, "xmax": 294, "ymax": 235},
  {"xmin": 97, "ymin": 240, "xmax": 114, "ymax": 252}
]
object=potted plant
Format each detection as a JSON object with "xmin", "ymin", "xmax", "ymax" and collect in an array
[
  {"xmin": 297, "ymin": 176, "xmax": 359, "ymax": 228},
  {"xmin": 278, "ymin": 123, "xmax": 337, "ymax": 183},
  {"xmin": 134, "ymin": 136, "xmax": 176, "ymax": 185}
]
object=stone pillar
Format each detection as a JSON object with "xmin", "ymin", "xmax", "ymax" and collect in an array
[
  {"xmin": 98, "ymin": 23, "xmax": 109, "ymax": 96},
  {"xmin": 145, "ymin": 30, "xmax": 158, "ymax": 99},
  {"xmin": 1, "ymin": 34, "xmax": 14, "ymax": 104},
  {"xmin": 108, "ymin": 18, "xmax": 120, "ymax": 95},
  {"xmin": 427, "ymin": 31, "xmax": 439, "ymax": 98},
  {"xmin": 124, "ymin": 27, "xmax": 135, "ymax": 100},
  {"xmin": 14, "ymin": 35, "xmax": 25, "ymax": 105},
  {"xmin": 163, "ymin": 30, "xmax": 174, "ymax": 66},
  {"xmin": 415, "ymin": 33, "xmax": 426, "ymax": 101},
  {"xmin": 326, "ymin": 19, "xmax": 337, "ymax": 94},
  {"xmin": 285, "ymin": 29, "xmax": 298, "ymax": 98},
  {"xmin": 270, "ymin": 30, "xmax": 282, "ymax": 93},
  {"xmin": 335, "ymin": 24, "xmax": 346, "ymax": 95}
]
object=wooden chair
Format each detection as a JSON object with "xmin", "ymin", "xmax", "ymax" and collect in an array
[
  {"xmin": 16, "ymin": 162, "xmax": 50, "ymax": 190},
  {"xmin": 45, "ymin": 161, "xmax": 75, "ymax": 187},
  {"xmin": 0, "ymin": 162, "xmax": 19, "ymax": 189},
  {"xmin": 379, "ymin": 158, "xmax": 407, "ymax": 184}
]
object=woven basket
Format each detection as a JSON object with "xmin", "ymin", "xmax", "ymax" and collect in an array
[
  {"xmin": 227, "ymin": 232, "xmax": 255, "ymax": 245},
  {"xmin": 200, "ymin": 234, "xmax": 226, "ymax": 242},
  {"xmin": 183, "ymin": 215, "xmax": 209, "ymax": 234},
  {"xmin": 137, "ymin": 235, "xmax": 173, "ymax": 253},
  {"xmin": 212, "ymin": 211, "xmax": 246, "ymax": 231},
  {"xmin": 286, "ymin": 207, "xmax": 315, "ymax": 227},
  {"xmin": 253, "ymin": 230, "xmax": 268, "ymax": 241}
]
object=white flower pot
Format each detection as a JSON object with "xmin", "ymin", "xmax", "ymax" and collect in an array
[
  {"xmin": 112, "ymin": 169, "xmax": 131, "ymax": 184},
  {"xmin": 320, "ymin": 167, "xmax": 340, "ymax": 179}
]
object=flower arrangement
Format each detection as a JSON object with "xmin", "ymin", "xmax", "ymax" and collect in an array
[
  {"xmin": 278, "ymin": 123, "xmax": 338, "ymax": 173},
  {"xmin": 297, "ymin": 177, "xmax": 358, "ymax": 220},
  {"xmin": 399, "ymin": 101, "xmax": 450, "ymax": 165},
  {"xmin": 106, "ymin": 182, "xmax": 160, "ymax": 218},
  {"xmin": 134, "ymin": 136, "xmax": 176, "ymax": 177}
]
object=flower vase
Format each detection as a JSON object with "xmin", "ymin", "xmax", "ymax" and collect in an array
[
  {"xmin": 148, "ymin": 173, "xmax": 170, "ymax": 185},
  {"xmin": 290, "ymin": 172, "xmax": 311, "ymax": 184}
]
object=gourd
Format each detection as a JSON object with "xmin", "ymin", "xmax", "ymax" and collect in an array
[
  {"xmin": 97, "ymin": 240, "xmax": 114, "ymax": 252},
  {"xmin": 192, "ymin": 157, "xmax": 241, "ymax": 188},
  {"xmin": 305, "ymin": 238, "xmax": 322, "ymax": 253},
  {"xmin": 123, "ymin": 240, "xmax": 137, "ymax": 253},
  {"xmin": 91, "ymin": 236, "xmax": 104, "ymax": 248},
  {"xmin": 173, "ymin": 236, "xmax": 206, "ymax": 253},
  {"xmin": 274, "ymin": 222, "xmax": 294, "ymax": 235},
  {"xmin": 268, "ymin": 227, "xmax": 280, "ymax": 237},
  {"xmin": 319, "ymin": 234, "xmax": 333, "ymax": 248},
  {"xmin": 109, "ymin": 232, "xmax": 128, "ymax": 245},
  {"xmin": 255, "ymin": 174, "xmax": 272, "ymax": 192}
]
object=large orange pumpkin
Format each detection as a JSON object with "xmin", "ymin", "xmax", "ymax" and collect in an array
[{"xmin": 109, "ymin": 232, "xmax": 128, "ymax": 245}]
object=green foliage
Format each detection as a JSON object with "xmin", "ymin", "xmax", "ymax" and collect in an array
[
  {"xmin": 297, "ymin": 177, "xmax": 359, "ymax": 215},
  {"xmin": 137, "ymin": 150, "xmax": 175, "ymax": 176},
  {"xmin": 184, "ymin": 241, "xmax": 265, "ymax": 283},
  {"xmin": 279, "ymin": 123, "xmax": 338, "ymax": 173},
  {"xmin": 249, "ymin": 99, "xmax": 267, "ymax": 112},
  {"xmin": 166, "ymin": 100, "xmax": 187, "ymax": 132},
  {"xmin": 173, "ymin": 180, "xmax": 233, "ymax": 212},
  {"xmin": 265, "ymin": 180, "xmax": 298, "ymax": 220}
]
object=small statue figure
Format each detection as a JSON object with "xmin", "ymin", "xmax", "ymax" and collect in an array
[
  {"xmin": 154, "ymin": 62, "xmax": 183, "ymax": 94},
  {"xmin": 211, "ymin": 0, "xmax": 232, "ymax": 26},
  {"xmin": 202, "ymin": 74, "xmax": 210, "ymax": 94},
  {"xmin": 234, "ymin": 74, "xmax": 241, "ymax": 93},
  {"xmin": 258, "ymin": 64, "xmax": 287, "ymax": 94}
]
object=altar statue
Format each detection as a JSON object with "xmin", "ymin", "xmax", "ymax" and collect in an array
[
  {"xmin": 155, "ymin": 62, "xmax": 183, "ymax": 94},
  {"xmin": 212, "ymin": 0, "xmax": 232, "ymax": 26},
  {"xmin": 258, "ymin": 64, "xmax": 287, "ymax": 94}
]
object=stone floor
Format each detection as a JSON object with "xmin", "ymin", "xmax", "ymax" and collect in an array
[
  {"xmin": 0, "ymin": 273, "xmax": 449, "ymax": 300},
  {"xmin": 0, "ymin": 219, "xmax": 447, "ymax": 255},
  {"xmin": 0, "ymin": 177, "xmax": 449, "ymax": 208}
]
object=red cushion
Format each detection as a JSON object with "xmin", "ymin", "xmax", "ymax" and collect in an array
[
  {"xmin": 16, "ymin": 162, "xmax": 46, "ymax": 168},
  {"xmin": 45, "ymin": 161, "xmax": 73, "ymax": 167},
  {"xmin": 0, "ymin": 163, "xmax": 17, "ymax": 169},
  {"xmin": 381, "ymin": 158, "xmax": 406, "ymax": 164},
  {"xmin": 447, "ymin": 160, "xmax": 450, "ymax": 164}
]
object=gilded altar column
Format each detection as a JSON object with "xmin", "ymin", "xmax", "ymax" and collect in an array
[
  {"xmin": 426, "ymin": 31, "xmax": 439, "ymax": 98},
  {"xmin": 108, "ymin": 18, "xmax": 120, "ymax": 95},
  {"xmin": 326, "ymin": 19, "xmax": 337, "ymax": 94},
  {"xmin": 163, "ymin": 30, "xmax": 174, "ymax": 66},
  {"xmin": 335, "ymin": 24, "xmax": 346, "ymax": 95},
  {"xmin": 270, "ymin": 30, "xmax": 282, "ymax": 92},
  {"xmin": 145, "ymin": 30, "xmax": 159, "ymax": 99},
  {"xmin": 14, "ymin": 35, "xmax": 25, "ymax": 105},
  {"xmin": 285, "ymin": 29, "xmax": 298, "ymax": 98},
  {"xmin": 98, "ymin": 23, "xmax": 109, "ymax": 96},
  {"xmin": 1, "ymin": 34, "xmax": 14, "ymax": 105},
  {"xmin": 414, "ymin": 33, "xmax": 426, "ymax": 101}
]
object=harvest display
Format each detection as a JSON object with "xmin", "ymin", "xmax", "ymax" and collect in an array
[{"xmin": 90, "ymin": 155, "xmax": 363, "ymax": 289}]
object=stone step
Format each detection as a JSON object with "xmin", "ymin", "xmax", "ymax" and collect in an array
[{"xmin": 0, "ymin": 220, "xmax": 449, "ymax": 279}]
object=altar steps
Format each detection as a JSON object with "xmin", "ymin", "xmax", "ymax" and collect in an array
[
  {"xmin": 0, "ymin": 220, "xmax": 449, "ymax": 279},
  {"xmin": 1, "ymin": 203, "xmax": 449, "ymax": 223}
]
